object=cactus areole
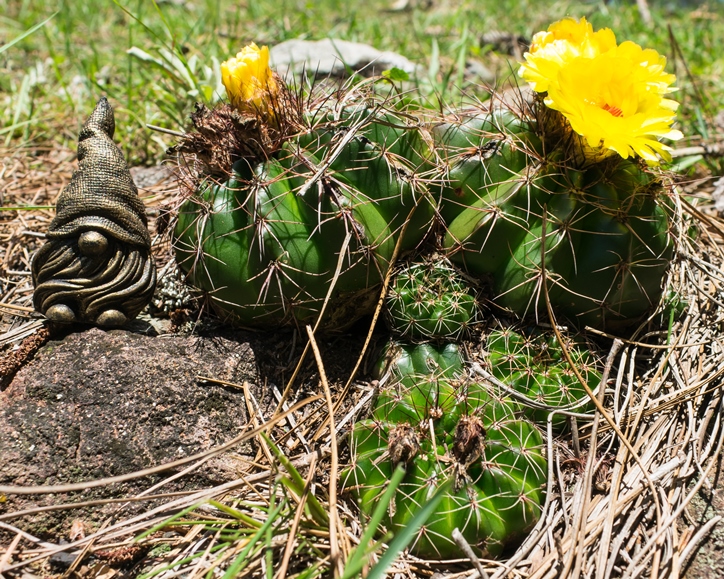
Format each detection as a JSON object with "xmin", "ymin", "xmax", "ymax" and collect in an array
[
  {"xmin": 436, "ymin": 108, "xmax": 676, "ymax": 330},
  {"xmin": 173, "ymin": 102, "xmax": 435, "ymax": 330},
  {"xmin": 344, "ymin": 341, "xmax": 547, "ymax": 559}
]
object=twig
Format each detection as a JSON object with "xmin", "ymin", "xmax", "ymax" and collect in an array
[
  {"xmin": 62, "ymin": 519, "xmax": 110, "ymax": 578},
  {"xmin": 146, "ymin": 124, "xmax": 186, "ymax": 137},
  {"xmin": 452, "ymin": 528, "xmax": 490, "ymax": 579},
  {"xmin": 680, "ymin": 515, "xmax": 722, "ymax": 569},
  {"xmin": 0, "ymin": 522, "xmax": 56, "ymax": 549},
  {"xmin": 275, "ymin": 232, "xmax": 353, "ymax": 410},
  {"xmin": 0, "ymin": 302, "xmax": 34, "ymax": 313},
  {"xmin": 0, "ymin": 534, "xmax": 22, "ymax": 572},
  {"xmin": 636, "ymin": 0, "xmax": 653, "ymax": 28},
  {"xmin": 306, "ymin": 325, "xmax": 342, "ymax": 577},
  {"xmin": 671, "ymin": 143, "xmax": 724, "ymax": 158},
  {"xmin": 275, "ymin": 452, "xmax": 317, "ymax": 579}
]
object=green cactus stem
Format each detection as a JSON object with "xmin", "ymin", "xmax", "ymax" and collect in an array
[
  {"xmin": 173, "ymin": 99, "xmax": 436, "ymax": 331},
  {"xmin": 436, "ymin": 106, "xmax": 677, "ymax": 331},
  {"xmin": 486, "ymin": 327, "xmax": 599, "ymax": 430},
  {"xmin": 343, "ymin": 341, "xmax": 547, "ymax": 559},
  {"xmin": 385, "ymin": 259, "xmax": 480, "ymax": 342}
]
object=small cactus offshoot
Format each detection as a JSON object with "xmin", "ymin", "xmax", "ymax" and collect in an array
[
  {"xmin": 385, "ymin": 260, "xmax": 479, "ymax": 341},
  {"xmin": 486, "ymin": 327, "xmax": 599, "ymax": 430}
]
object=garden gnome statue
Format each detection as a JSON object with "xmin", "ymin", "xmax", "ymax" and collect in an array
[{"xmin": 32, "ymin": 97, "xmax": 156, "ymax": 326}]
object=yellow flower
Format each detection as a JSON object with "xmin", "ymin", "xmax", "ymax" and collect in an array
[
  {"xmin": 520, "ymin": 17, "xmax": 616, "ymax": 93},
  {"xmin": 543, "ymin": 43, "xmax": 682, "ymax": 163},
  {"xmin": 519, "ymin": 18, "xmax": 682, "ymax": 164},
  {"xmin": 221, "ymin": 43, "xmax": 279, "ymax": 117}
]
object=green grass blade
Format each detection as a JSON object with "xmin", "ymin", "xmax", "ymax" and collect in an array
[
  {"xmin": 0, "ymin": 205, "xmax": 54, "ymax": 211},
  {"xmin": 0, "ymin": 12, "xmax": 57, "ymax": 55},
  {"xmin": 135, "ymin": 501, "xmax": 204, "ymax": 541},
  {"xmin": 260, "ymin": 432, "xmax": 329, "ymax": 526},
  {"xmin": 341, "ymin": 464, "xmax": 406, "ymax": 579},
  {"xmin": 365, "ymin": 477, "xmax": 453, "ymax": 579},
  {"xmin": 207, "ymin": 499, "xmax": 263, "ymax": 529},
  {"xmin": 221, "ymin": 501, "xmax": 285, "ymax": 579},
  {"xmin": 137, "ymin": 543, "xmax": 227, "ymax": 579}
]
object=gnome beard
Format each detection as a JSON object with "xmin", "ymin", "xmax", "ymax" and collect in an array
[{"xmin": 32, "ymin": 97, "xmax": 156, "ymax": 326}]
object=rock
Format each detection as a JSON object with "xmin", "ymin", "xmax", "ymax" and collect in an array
[
  {"xmin": 270, "ymin": 38, "xmax": 420, "ymax": 80},
  {"xmin": 480, "ymin": 31, "xmax": 529, "ymax": 57},
  {"xmin": 0, "ymin": 327, "xmax": 259, "ymax": 539},
  {"xmin": 464, "ymin": 59, "xmax": 496, "ymax": 84},
  {"xmin": 129, "ymin": 165, "xmax": 174, "ymax": 190},
  {"xmin": 683, "ymin": 472, "xmax": 724, "ymax": 577}
]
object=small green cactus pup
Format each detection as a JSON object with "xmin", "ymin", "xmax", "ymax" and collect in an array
[
  {"xmin": 373, "ymin": 340, "xmax": 466, "ymax": 385},
  {"xmin": 173, "ymin": 101, "xmax": 436, "ymax": 330},
  {"xmin": 486, "ymin": 327, "xmax": 600, "ymax": 430},
  {"xmin": 436, "ymin": 107, "xmax": 676, "ymax": 330},
  {"xmin": 344, "ymin": 341, "xmax": 547, "ymax": 559},
  {"xmin": 385, "ymin": 259, "xmax": 480, "ymax": 341}
]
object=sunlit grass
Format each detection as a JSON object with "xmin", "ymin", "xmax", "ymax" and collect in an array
[{"xmin": 1, "ymin": 1, "xmax": 723, "ymax": 165}]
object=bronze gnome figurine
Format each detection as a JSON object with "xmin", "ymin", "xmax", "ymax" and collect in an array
[{"xmin": 32, "ymin": 97, "xmax": 156, "ymax": 326}]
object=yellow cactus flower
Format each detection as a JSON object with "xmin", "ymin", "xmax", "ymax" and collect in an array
[
  {"xmin": 520, "ymin": 17, "xmax": 616, "ymax": 93},
  {"xmin": 221, "ymin": 43, "xmax": 279, "ymax": 117},
  {"xmin": 519, "ymin": 18, "xmax": 682, "ymax": 164},
  {"xmin": 545, "ymin": 44, "xmax": 681, "ymax": 163}
]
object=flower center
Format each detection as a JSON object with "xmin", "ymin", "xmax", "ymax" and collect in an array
[{"xmin": 602, "ymin": 103, "xmax": 624, "ymax": 117}]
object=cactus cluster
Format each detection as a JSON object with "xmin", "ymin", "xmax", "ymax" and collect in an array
[
  {"xmin": 173, "ymin": 103, "xmax": 435, "ymax": 331},
  {"xmin": 435, "ymin": 109, "xmax": 676, "ymax": 331},
  {"xmin": 486, "ymin": 327, "xmax": 599, "ymax": 430},
  {"xmin": 385, "ymin": 259, "xmax": 479, "ymax": 341},
  {"xmin": 166, "ymin": 23, "xmax": 684, "ymax": 564},
  {"xmin": 175, "ymin": 101, "xmax": 677, "ymax": 333},
  {"xmin": 343, "ymin": 341, "xmax": 547, "ymax": 558}
]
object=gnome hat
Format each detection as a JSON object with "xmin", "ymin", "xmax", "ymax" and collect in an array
[{"xmin": 47, "ymin": 97, "xmax": 151, "ymax": 248}]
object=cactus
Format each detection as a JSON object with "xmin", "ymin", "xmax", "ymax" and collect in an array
[
  {"xmin": 344, "ymin": 341, "xmax": 547, "ymax": 559},
  {"xmin": 173, "ymin": 100, "xmax": 436, "ymax": 331},
  {"xmin": 436, "ymin": 106, "xmax": 676, "ymax": 331},
  {"xmin": 486, "ymin": 327, "xmax": 599, "ymax": 430},
  {"xmin": 434, "ymin": 18, "xmax": 683, "ymax": 331},
  {"xmin": 385, "ymin": 259, "xmax": 479, "ymax": 341},
  {"xmin": 373, "ymin": 339, "xmax": 466, "ymax": 386}
]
